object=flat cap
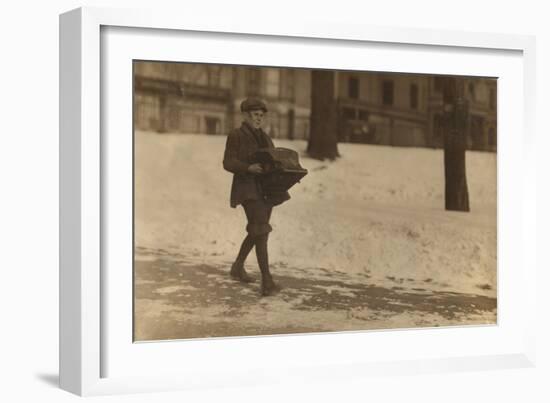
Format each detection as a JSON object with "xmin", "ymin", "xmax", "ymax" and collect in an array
[{"xmin": 240, "ymin": 97, "xmax": 268, "ymax": 113}]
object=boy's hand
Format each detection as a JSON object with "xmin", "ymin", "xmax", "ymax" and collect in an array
[{"xmin": 247, "ymin": 163, "xmax": 264, "ymax": 174}]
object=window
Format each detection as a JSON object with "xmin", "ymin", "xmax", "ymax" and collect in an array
[
  {"xmin": 342, "ymin": 107, "xmax": 356, "ymax": 120},
  {"xmin": 205, "ymin": 117, "xmax": 221, "ymax": 135},
  {"xmin": 410, "ymin": 84, "xmax": 419, "ymax": 109},
  {"xmin": 489, "ymin": 88, "xmax": 496, "ymax": 110},
  {"xmin": 434, "ymin": 76, "xmax": 444, "ymax": 92},
  {"xmin": 283, "ymin": 69, "xmax": 295, "ymax": 100},
  {"xmin": 248, "ymin": 68, "xmax": 261, "ymax": 96},
  {"xmin": 266, "ymin": 68, "xmax": 280, "ymax": 97},
  {"xmin": 358, "ymin": 109, "xmax": 369, "ymax": 121},
  {"xmin": 348, "ymin": 77, "xmax": 359, "ymax": 99},
  {"xmin": 488, "ymin": 127, "xmax": 497, "ymax": 146},
  {"xmin": 468, "ymin": 82, "xmax": 476, "ymax": 100},
  {"xmin": 382, "ymin": 80, "xmax": 394, "ymax": 105}
]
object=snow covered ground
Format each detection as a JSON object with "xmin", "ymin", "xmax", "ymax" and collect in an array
[
  {"xmin": 135, "ymin": 130, "xmax": 496, "ymax": 297},
  {"xmin": 134, "ymin": 130, "xmax": 496, "ymax": 340}
]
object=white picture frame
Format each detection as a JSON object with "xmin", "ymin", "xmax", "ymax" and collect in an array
[{"xmin": 59, "ymin": 6, "xmax": 537, "ymax": 396}]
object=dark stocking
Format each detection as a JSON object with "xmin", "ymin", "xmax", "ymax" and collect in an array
[
  {"xmin": 254, "ymin": 233, "xmax": 272, "ymax": 280},
  {"xmin": 235, "ymin": 234, "xmax": 255, "ymax": 266}
]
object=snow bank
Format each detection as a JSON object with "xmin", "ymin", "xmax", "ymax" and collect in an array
[{"xmin": 135, "ymin": 131, "xmax": 497, "ymax": 297}]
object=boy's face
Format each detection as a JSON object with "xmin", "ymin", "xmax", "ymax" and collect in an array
[{"xmin": 245, "ymin": 110, "xmax": 265, "ymax": 129}]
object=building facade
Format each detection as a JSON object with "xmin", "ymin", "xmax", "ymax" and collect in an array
[
  {"xmin": 334, "ymin": 72, "xmax": 497, "ymax": 151},
  {"xmin": 134, "ymin": 61, "xmax": 497, "ymax": 152},
  {"xmin": 134, "ymin": 61, "xmax": 311, "ymax": 140}
]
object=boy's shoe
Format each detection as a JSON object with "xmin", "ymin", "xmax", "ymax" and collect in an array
[
  {"xmin": 261, "ymin": 277, "xmax": 282, "ymax": 297},
  {"xmin": 230, "ymin": 262, "xmax": 255, "ymax": 283}
]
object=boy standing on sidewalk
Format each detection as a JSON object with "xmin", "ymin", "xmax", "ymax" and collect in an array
[{"xmin": 223, "ymin": 98, "xmax": 289, "ymax": 296}]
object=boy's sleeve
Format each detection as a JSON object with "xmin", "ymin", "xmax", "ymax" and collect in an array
[
  {"xmin": 223, "ymin": 131, "xmax": 250, "ymax": 174},
  {"xmin": 266, "ymin": 133, "xmax": 275, "ymax": 148}
]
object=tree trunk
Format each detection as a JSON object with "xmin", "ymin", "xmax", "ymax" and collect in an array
[
  {"xmin": 442, "ymin": 78, "xmax": 470, "ymax": 212},
  {"xmin": 157, "ymin": 95, "xmax": 167, "ymax": 133},
  {"xmin": 308, "ymin": 70, "xmax": 340, "ymax": 160},
  {"xmin": 444, "ymin": 127, "xmax": 470, "ymax": 211}
]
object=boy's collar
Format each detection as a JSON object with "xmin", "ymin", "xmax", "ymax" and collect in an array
[{"xmin": 242, "ymin": 121, "xmax": 263, "ymax": 134}]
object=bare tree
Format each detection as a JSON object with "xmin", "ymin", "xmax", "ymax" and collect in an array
[
  {"xmin": 308, "ymin": 70, "xmax": 340, "ymax": 160},
  {"xmin": 442, "ymin": 77, "xmax": 470, "ymax": 212}
]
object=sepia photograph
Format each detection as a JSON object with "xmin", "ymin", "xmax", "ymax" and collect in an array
[{"xmin": 133, "ymin": 61, "xmax": 497, "ymax": 341}]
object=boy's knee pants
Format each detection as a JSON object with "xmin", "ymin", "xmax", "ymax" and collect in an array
[{"xmin": 242, "ymin": 199, "xmax": 273, "ymax": 237}]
